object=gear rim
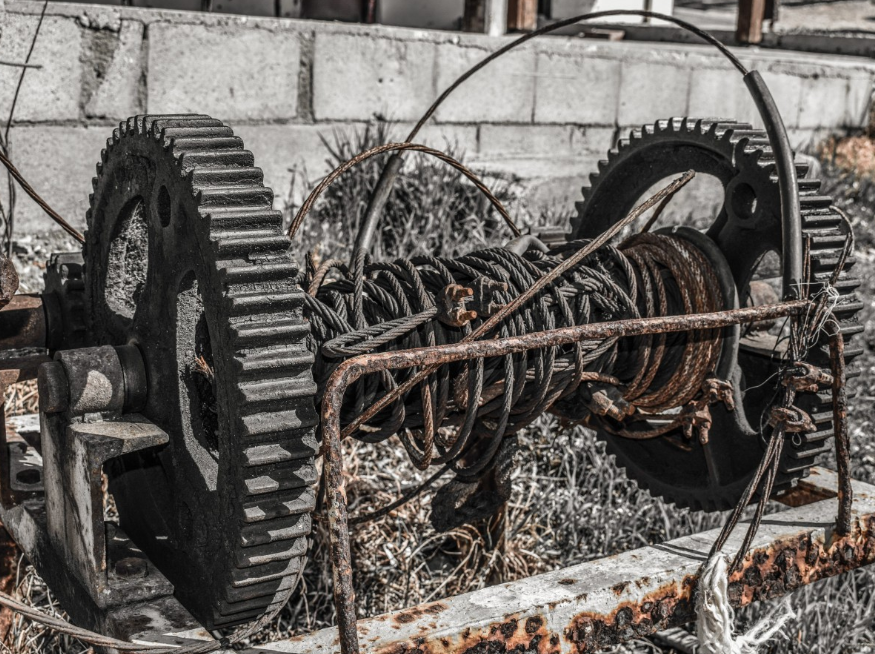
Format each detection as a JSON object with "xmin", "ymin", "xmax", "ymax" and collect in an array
[
  {"xmin": 84, "ymin": 114, "xmax": 319, "ymax": 627},
  {"xmin": 570, "ymin": 117, "xmax": 862, "ymax": 511}
]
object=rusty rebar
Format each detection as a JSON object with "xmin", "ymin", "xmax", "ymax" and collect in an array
[
  {"xmin": 826, "ymin": 320, "xmax": 852, "ymax": 535},
  {"xmin": 322, "ymin": 299, "xmax": 809, "ymax": 654}
]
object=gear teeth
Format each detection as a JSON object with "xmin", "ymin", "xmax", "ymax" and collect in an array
[
  {"xmin": 86, "ymin": 115, "xmax": 317, "ymax": 628},
  {"xmin": 238, "ymin": 377, "xmax": 319, "ymax": 407},
  {"xmin": 136, "ymin": 113, "xmax": 209, "ymax": 135},
  {"xmin": 243, "ymin": 461, "xmax": 318, "ymax": 495},
  {"xmin": 172, "ymin": 136, "xmax": 246, "ymax": 153},
  {"xmin": 221, "ymin": 260, "xmax": 298, "ymax": 284},
  {"xmin": 191, "ymin": 167, "xmax": 265, "ymax": 188},
  {"xmin": 160, "ymin": 125, "xmax": 234, "ymax": 143},
  {"xmin": 198, "ymin": 185, "xmax": 273, "ymax": 209},
  {"xmin": 214, "ymin": 234, "xmax": 291, "ymax": 258},
  {"xmin": 230, "ymin": 557, "xmax": 305, "ymax": 589},
  {"xmin": 234, "ymin": 536, "xmax": 307, "ymax": 568},
  {"xmin": 240, "ymin": 514, "xmax": 311, "ymax": 547},
  {"xmin": 241, "ymin": 407, "xmax": 318, "ymax": 438},
  {"xmin": 225, "ymin": 289, "xmax": 304, "ymax": 315},
  {"xmin": 243, "ymin": 488, "xmax": 317, "ymax": 523},
  {"xmin": 231, "ymin": 319, "xmax": 311, "ymax": 345},
  {"xmin": 234, "ymin": 347, "xmax": 314, "ymax": 378},
  {"xmin": 243, "ymin": 437, "xmax": 321, "ymax": 467},
  {"xmin": 568, "ymin": 116, "xmax": 862, "ymax": 512},
  {"xmin": 179, "ymin": 149, "xmax": 254, "ymax": 171}
]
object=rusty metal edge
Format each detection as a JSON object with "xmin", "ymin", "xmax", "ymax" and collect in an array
[{"xmin": 271, "ymin": 467, "xmax": 875, "ymax": 654}]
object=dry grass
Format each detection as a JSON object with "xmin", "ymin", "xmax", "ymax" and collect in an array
[{"xmin": 3, "ymin": 125, "xmax": 875, "ymax": 653}]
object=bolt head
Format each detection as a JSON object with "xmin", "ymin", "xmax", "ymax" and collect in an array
[{"xmin": 114, "ymin": 557, "xmax": 147, "ymax": 577}]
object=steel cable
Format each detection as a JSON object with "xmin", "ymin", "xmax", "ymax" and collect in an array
[{"xmin": 304, "ymin": 230, "xmax": 726, "ymax": 479}]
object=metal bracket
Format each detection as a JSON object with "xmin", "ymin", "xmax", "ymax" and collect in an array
[{"xmin": 0, "ymin": 345, "xmax": 200, "ymax": 640}]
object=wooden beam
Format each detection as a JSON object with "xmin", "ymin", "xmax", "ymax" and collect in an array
[
  {"xmin": 507, "ymin": 0, "xmax": 537, "ymax": 32},
  {"xmin": 737, "ymin": 0, "xmax": 766, "ymax": 44}
]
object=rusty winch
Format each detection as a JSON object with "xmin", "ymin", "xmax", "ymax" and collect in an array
[{"xmin": 0, "ymin": 10, "xmax": 862, "ymax": 653}]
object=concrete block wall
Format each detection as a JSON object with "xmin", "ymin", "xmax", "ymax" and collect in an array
[{"xmin": 0, "ymin": 0, "xmax": 873, "ymax": 234}]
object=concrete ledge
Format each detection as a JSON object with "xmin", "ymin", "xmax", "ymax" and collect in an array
[{"xmin": 1, "ymin": 0, "xmax": 872, "ymax": 235}]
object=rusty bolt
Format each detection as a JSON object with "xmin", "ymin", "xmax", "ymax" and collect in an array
[
  {"xmin": 701, "ymin": 377, "xmax": 735, "ymax": 411},
  {"xmin": 468, "ymin": 276, "xmax": 508, "ymax": 318},
  {"xmin": 436, "ymin": 284, "xmax": 477, "ymax": 327},
  {"xmin": 114, "ymin": 557, "xmax": 147, "ymax": 577},
  {"xmin": 681, "ymin": 404, "xmax": 712, "ymax": 444},
  {"xmin": 769, "ymin": 406, "xmax": 816, "ymax": 433},
  {"xmin": 586, "ymin": 384, "xmax": 631, "ymax": 421},
  {"xmin": 782, "ymin": 361, "xmax": 834, "ymax": 393}
]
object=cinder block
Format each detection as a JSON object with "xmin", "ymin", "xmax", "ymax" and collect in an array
[
  {"xmin": 233, "ymin": 123, "xmax": 343, "ymax": 211},
  {"xmin": 147, "ymin": 23, "xmax": 300, "ymax": 121},
  {"xmin": 570, "ymin": 126, "xmax": 616, "ymax": 156},
  {"xmin": 434, "ymin": 43, "xmax": 536, "ymax": 123},
  {"xmin": 742, "ymin": 70, "xmax": 803, "ymax": 129},
  {"xmin": 409, "ymin": 123, "xmax": 478, "ymax": 154},
  {"xmin": 7, "ymin": 126, "xmax": 110, "ymax": 233},
  {"xmin": 0, "ymin": 15, "xmax": 82, "ymax": 123},
  {"xmin": 617, "ymin": 60, "xmax": 690, "ymax": 127},
  {"xmin": 845, "ymin": 73, "xmax": 873, "ymax": 128},
  {"xmin": 535, "ymin": 51, "xmax": 619, "ymax": 125},
  {"xmin": 797, "ymin": 75, "xmax": 850, "ymax": 130},
  {"xmin": 85, "ymin": 20, "xmax": 144, "ymax": 120},
  {"xmin": 312, "ymin": 33, "xmax": 436, "ymax": 122},
  {"xmin": 687, "ymin": 64, "xmax": 747, "ymax": 121},
  {"xmin": 479, "ymin": 124, "xmax": 573, "ymax": 158},
  {"xmin": 785, "ymin": 127, "xmax": 831, "ymax": 152}
]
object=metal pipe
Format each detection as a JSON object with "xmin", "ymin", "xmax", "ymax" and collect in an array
[
  {"xmin": 743, "ymin": 71, "xmax": 802, "ymax": 300},
  {"xmin": 321, "ymin": 299, "xmax": 809, "ymax": 654}
]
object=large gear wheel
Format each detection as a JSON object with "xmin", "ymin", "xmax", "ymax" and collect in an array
[
  {"xmin": 84, "ymin": 115, "xmax": 318, "ymax": 627},
  {"xmin": 571, "ymin": 117, "xmax": 862, "ymax": 511}
]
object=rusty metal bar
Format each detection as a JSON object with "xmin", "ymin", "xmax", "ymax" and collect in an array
[
  {"xmin": 0, "ymin": 295, "xmax": 46, "ymax": 352},
  {"xmin": 321, "ymin": 300, "xmax": 809, "ymax": 654},
  {"xmin": 826, "ymin": 321, "xmax": 852, "ymax": 535},
  {"xmin": 281, "ymin": 466, "xmax": 874, "ymax": 654}
]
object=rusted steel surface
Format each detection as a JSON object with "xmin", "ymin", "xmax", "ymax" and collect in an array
[
  {"xmin": 0, "ymin": 354, "xmax": 52, "ymax": 386},
  {"xmin": 0, "ymin": 294, "xmax": 46, "ymax": 351},
  {"xmin": 320, "ymin": 301, "xmax": 810, "ymax": 654},
  {"xmin": 281, "ymin": 468, "xmax": 874, "ymax": 654},
  {"xmin": 0, "ymin": 254, "xmax": 18, "ymax": 311}
]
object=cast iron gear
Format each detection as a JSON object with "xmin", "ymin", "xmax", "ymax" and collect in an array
[
  {"xmin": 84, "ymin": 115, "xmax": 318, "ymax": 627},
  {"xmin": 570, "ymin": 117, "xmax": 862, "ymax": 511}
]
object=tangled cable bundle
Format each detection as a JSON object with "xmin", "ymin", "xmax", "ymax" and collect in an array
[{"xmin": 300, "ymin": 231, "xmax": 725, "ymax": 478}]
